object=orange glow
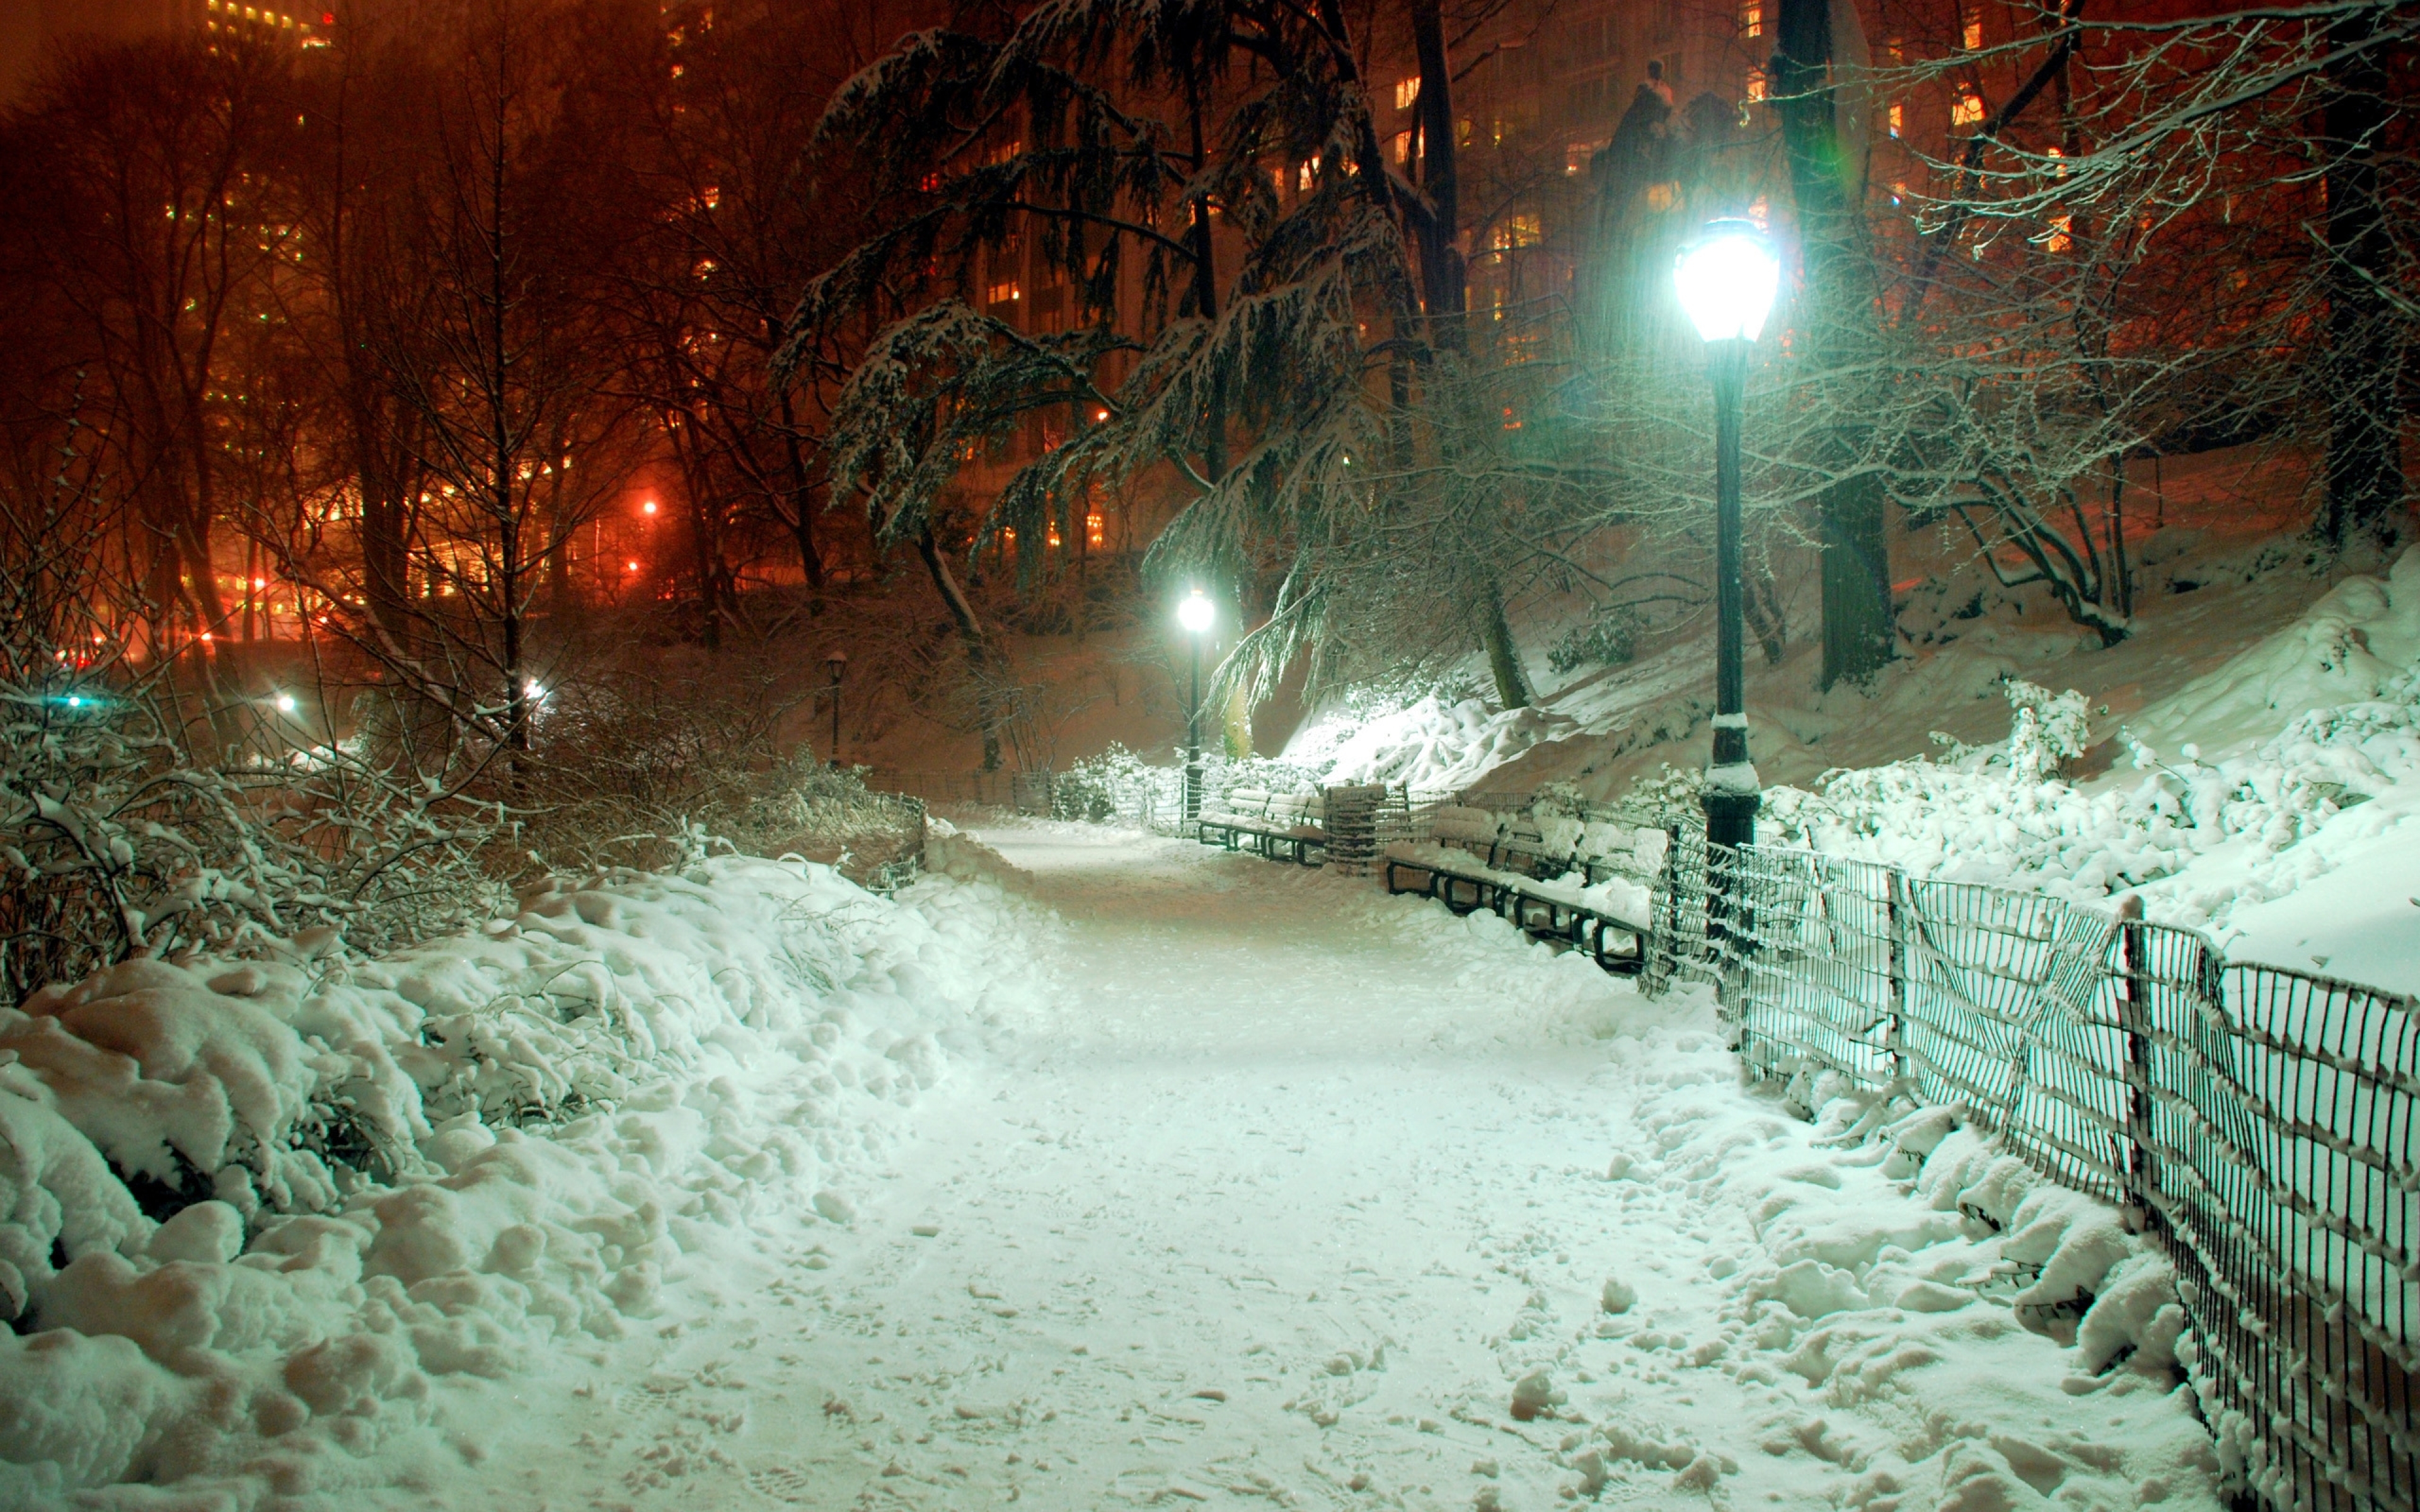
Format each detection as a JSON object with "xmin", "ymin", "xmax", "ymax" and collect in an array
[
  {"xmin": 252, "ymin": 576, "xmax": 267, "ymax": 588},
  {"xmin": 626, "ymin": 559, "xmax": 640, "ymax": 572},
  {"xmin": 1086, "ymin": 512, "xmax": 1105, "ymax": 546},
  {"xmin": 642, "ymin": 500, "xmax": 658, "ymax": 515}
]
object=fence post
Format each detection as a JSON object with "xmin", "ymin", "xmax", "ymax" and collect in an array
[
  {"xmin": 1886, "ymin": 869, "xmax": 1910, "ymax": 1084},
  {"xmin": 1645, "ymin": 825, "xmax": 1681, "ymax": 997},
  {"xmin": 2115, "ymin": 894, "xmax": 2158, "ymax": 1233}
]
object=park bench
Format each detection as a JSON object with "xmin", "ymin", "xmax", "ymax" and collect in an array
[
  {"xmin": 1382, "ymin": 804, "xmax": 1664, "ymax": 973},
  {"xmin": 1197, "ymin": 786, "xmax": 1328, "ymax": 866}
]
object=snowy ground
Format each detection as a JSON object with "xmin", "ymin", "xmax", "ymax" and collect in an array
[{"xmin": 399, "ymin": 827, "xmax": 2218, "ymax": 1512}]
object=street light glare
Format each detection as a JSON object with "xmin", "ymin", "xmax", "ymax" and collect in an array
[
  {"xmin": 1674, "ymin": 220, "xmax": 1780, "ymax": 343},
  {"xmin": 274, "ymin": 693, "xmax": 298, "ymax": 713},
  {"xmin": 1177, "ymin": 589, "xmax": 1215, "ymax": 634}
]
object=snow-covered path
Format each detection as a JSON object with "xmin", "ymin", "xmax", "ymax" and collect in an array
[{"xmin": 424, "ymin": 827, "xmax": 2220, "ymax": 1511}]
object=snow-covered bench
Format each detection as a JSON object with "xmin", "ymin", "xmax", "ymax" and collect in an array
[
  {"xmin": 1197, "ymin": 786, "xmax": 1328, "ymax": 866},
  {"xmin": 1383, "ymin": 805, "xmax": 1665, "ymax": 973}
]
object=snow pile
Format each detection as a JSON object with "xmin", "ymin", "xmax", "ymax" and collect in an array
[
  {"xmin": 1516, "ymin": 1022, "xmax": 2220, "ymax": 1508},
  {"xmin": 0, "ymin": 854, "xmax": 1044, "ymax": 1506},
  {"xmin": 1288, "ymin": 695, "xmax": 1579, "ymax": 792},
  {"xmin": 1758, "ymin": 549, "xmax": 2420, "ymax": 973}
]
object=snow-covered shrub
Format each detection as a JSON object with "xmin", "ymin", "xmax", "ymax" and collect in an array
[
  {"xmin": 1763, "ymin": 653, "xmax": 2420, "ymax": 927},
  {"xmin": 0, "ymin": 672, "xmax": 507, "ymax": 1011},
  {"xmin": 2003, "ymin": 679, "xmax": 2092, "ymax": 783},
  {"xmin": 1050, "ymin": 742, "xmax": 1175, "ymax": 824},
  {"xmin": 1546, "ymin": 604, "xmax": 1645, "ymax": 675},
  {"xmin": 514, "ymin": 666, "xmax": 920, "ymax": 880}
]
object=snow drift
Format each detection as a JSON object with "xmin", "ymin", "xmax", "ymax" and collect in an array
[
  {"xmin": 0, "ymin": 850, "xmax": 1042, "ymax": 1508},
  {"xmin": 1762, "ymin": 547, "xmax": 2420, "ymax": 988}
]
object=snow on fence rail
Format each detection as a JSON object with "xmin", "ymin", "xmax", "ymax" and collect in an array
[{"xmin": 1640, "ymin": 829, "xmax": 2417, "ymax": 1512}]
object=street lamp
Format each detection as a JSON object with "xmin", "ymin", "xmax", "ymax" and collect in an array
[
  {"xmin": 1674, "ymin": 219, "xmax": 1780, "ymax": 859},
  {"xmin": 1177, "ymin": 588, "xmax": 1215, "ymax": 830},
  {"xmin": 825, "ymin": 650, "xmax": 847, "ymax": 767}
]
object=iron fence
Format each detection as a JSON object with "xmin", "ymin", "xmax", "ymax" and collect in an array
[{"xmin": 1644, "ymin": 830, "xmax": 2418, "ymax": 1512}]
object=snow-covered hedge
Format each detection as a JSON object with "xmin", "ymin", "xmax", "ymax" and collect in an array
[{"xmin": 0, "ymin": 851, "xmax": 1042, "ymax": 1504}]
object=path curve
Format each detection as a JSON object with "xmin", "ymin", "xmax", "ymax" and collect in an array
[{"xmin": 430, "ymin": 825, "xmax": 2220, "ymax": 1511}]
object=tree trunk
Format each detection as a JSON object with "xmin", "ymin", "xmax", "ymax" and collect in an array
[
  {"xmin": 1410, "ymin": 0, "xmax": 1531, "ymax": 709},
  {"xmin": 1478, "ymin": 580, "xmax": 1533, "ymax": 709},
  {"xmin": 2318, "ymin": 5, "xmax": 2405, "ymax": 551},
  {"xmin": 915, "ymin": 527, "xmax": 1001, "ymax": 770},
  {"xmin": 1775, "ymin": 0, "xmax": 1894, "ymax": 688},
  {"xmin": 775, "ymin": 382, "xmax": 827, "ymax": 590},
  {"xmin": 1409, "ymin": 0, "xmax": 1466, "ymax": 352}
]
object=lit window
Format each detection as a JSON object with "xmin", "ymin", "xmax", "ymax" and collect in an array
[
  {"xmin": 1490, "ymin": 212, "xmax": 1543, "ymax": 251},
  {"xmin": 1739, "ymin": 1, "xmax": 1761, "ymax": 38},
  {"xmin": 2046, "ymin": 214, "xmax": 2073, "ymax": 253},
  {"xmin": 700, "ymin": 185, "xmax": 720, "ymax": 208},
  {"xmin": 986, "ymin": 139, "xmax": 1022, "ymax": 165},
  {"xmin": 1565, "ymin": 141, "xmax": 1589, "ymax": 176},
  {"xmin": 1951, "ymin": 89, "xmax": 1984, "ymax": 127},
  {"xmin": 1745, "ymin": 68, "xmax": 1766, "ymax": 102},
  {"xmin": 1392, "ymin": 130, "xmax": 1413, "ymax": 164},
  {"xmin": 1887, "ymin": 103, "xmax": 1904, "ymax": 137},
  {"xmin": 1395, "ymin": 76, "xmax": 1420, "ymax": 110},
  {"xmin": 987, "ymin": 281, "xmax": 1020, "ymax": 305},
  {"xmin": 2046, "ymin": 146, "xmax": 2066, "ymax": 179},
  {"xmin": 1086, "ymin": 512, "xmax": 1104, "ymax": 547},
  {"xmin": 1047, "ymin": 524, "xmax": 1061, "ymax": 547},
  {"xmin": 1962, "ymin": 6, "xmax": 1983, "ymax": 49},
  {"xmin": 1298, "ymin": 156, "xmax": 1320, "ymax": 193}
]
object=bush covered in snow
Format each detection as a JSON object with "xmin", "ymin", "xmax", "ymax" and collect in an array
[
  {"xmin": 0, "ymin": 671, "xmax": 509, "ymax": 1012},
  {"xmin": 0, "ymin": 854, "xmax": 1040, "ymax": 1504},
  {"xmin": 512, "ymin": 662, "xmax": 922, "ymax": 879},
  {"xmin": 1763, "ymin": 559, "xmax": 2420, "ymax": 936}
]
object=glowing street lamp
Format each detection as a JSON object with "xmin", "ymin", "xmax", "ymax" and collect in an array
[
  {"xmin": 1177, "ymin": 589, "xmax": 1215, "ymax": 829},
  {"xmin": 1673, "ymin": 220, "xmax": 1779, "ymax": 859}
]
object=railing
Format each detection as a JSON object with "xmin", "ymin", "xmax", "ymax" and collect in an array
[{"xmin": 1645, "ymin": 829, "xmax": 2418, "ymax": 1512}]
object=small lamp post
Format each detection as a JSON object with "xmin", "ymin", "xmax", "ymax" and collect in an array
[
  {"xmin": 1177, "ymin": 588, "xmax": 1215, "ymax": 830},
  {"xmin": 825, "ymin": 650, "xmax": 847, "ymax": 767},
  {"xmin": 1673, "ymin": 219, "xmax": 1780, "ymax": 856}
]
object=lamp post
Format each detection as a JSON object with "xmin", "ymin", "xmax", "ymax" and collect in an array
[
  {"xmin": 1177, "ymin": 588, "xmax": 1215, "ymax": 830},
  {"xmin": 825, "ymin": 650, "xmax": 847, "ymax": 767},
  {"xmin": 1673, "ymin": 220, "xmax": 1780, "ymax": 862}
]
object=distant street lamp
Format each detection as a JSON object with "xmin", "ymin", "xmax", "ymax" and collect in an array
[
  {"xmin": 1177, "ymin": 588, "xmax": 1215, "ymax": 830},
  {"xmin": 825, "ymin": 650, "xmax": 847, "ymax": 766},
  {"xmin": 1674, "ymin": 219, "xmax": 1780, "ymax": 857}
]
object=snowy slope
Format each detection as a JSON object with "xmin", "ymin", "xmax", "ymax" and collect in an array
[
  {"xmin": 1751, "ymin": 549, "xmax": 2420, "ymax": 992},
  {"xmin": 0, "ymin": 840, "xmax": 1046, "ymax": 1509}
]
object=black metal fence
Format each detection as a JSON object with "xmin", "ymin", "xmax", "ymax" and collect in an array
[{"xmin": 1644, "ymin": 830, "xmax": 2418, "ymax": 1512}]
